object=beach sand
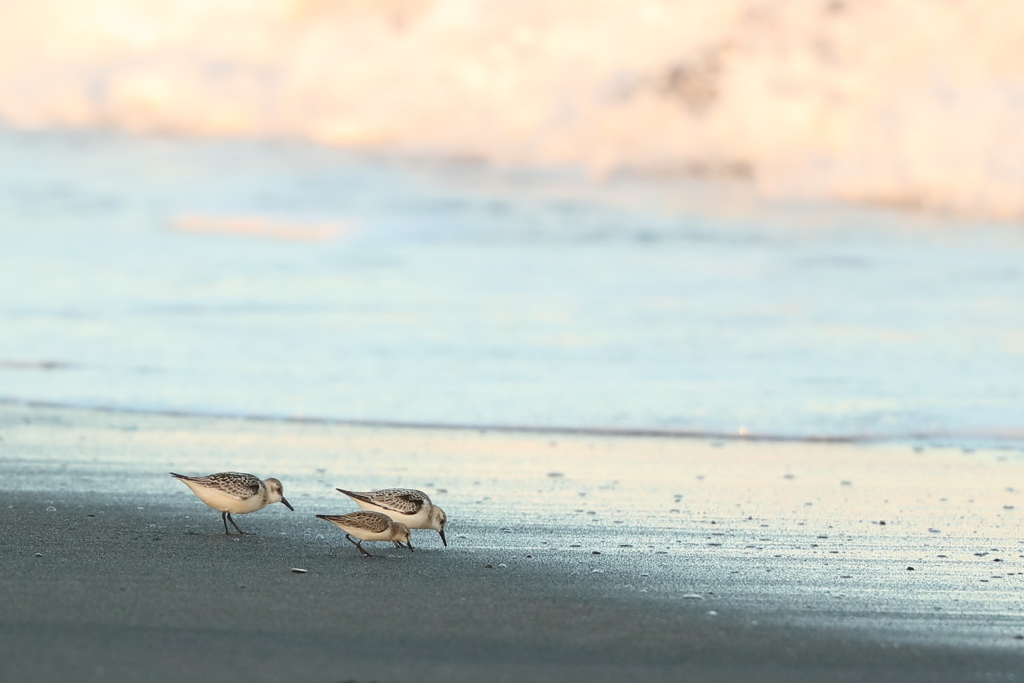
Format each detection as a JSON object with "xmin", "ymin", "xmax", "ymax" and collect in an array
[{"xmin": 1, "ymin": 402, "xmax": 1022, "ymax": 682}]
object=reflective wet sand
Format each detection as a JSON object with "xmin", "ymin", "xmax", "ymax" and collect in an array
[{"xmin": 2, "ymin": 403, "xmax": 1022, "ymax": 681}]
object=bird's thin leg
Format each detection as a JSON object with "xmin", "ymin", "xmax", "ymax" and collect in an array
[
  {"xmin": 346, "ymin": 534, "xmax": 372, "ymax": 557},
  {"xmin": 393, "ymin": 541, "xmax": 402, "ymax": 548},
  {"xmin": 227, "ymin": 513, "xmax": 246, "ymax": 535},
  {"xmin": 222, "ymin": 511, "xmax": 231, "ymax": 535}
]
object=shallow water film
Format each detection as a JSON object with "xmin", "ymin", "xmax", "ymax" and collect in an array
[{"xmin": 2, "ymin": 130, "xmax": 1024, "ymax": 445}]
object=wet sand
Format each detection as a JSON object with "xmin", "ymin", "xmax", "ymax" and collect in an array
[{"xmin": 1, "ymin": 403, "xmax": 1023, "ymax": 682}]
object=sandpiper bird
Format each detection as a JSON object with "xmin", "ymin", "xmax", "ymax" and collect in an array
[
  {"xmin": 170, "ymin": 471, "xmax": 294, "ymax": 534},
  {"xmin": 315, "ymin": 511, "xmax": 413, "ymax": 557},
  {"xmin": 335, "ymin": 487, "xmax": 447, "ymax": 546}
]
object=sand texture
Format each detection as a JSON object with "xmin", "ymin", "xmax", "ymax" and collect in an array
[{"xmin": 1, "ymin": 403, "xmax": 1023, "ymax": 681}]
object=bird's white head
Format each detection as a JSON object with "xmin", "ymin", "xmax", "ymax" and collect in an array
[
  {"xmin": 395, "ymin": 521, "xmax": 413, "ymax": 551},
  {"xmin": 430, "ymin": 506, "xmax": 448, "ymax": 546},
  {"xmin": 263, "ymin": 478, "xmax": 294, "ymax": 511}
]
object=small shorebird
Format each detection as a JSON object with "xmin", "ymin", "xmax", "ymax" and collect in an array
[
  {"xmin": 170, "ymin": 472, "xmax": 294, "ymax": 534},
  {"xmin": 335, "ymin": 487, "xmax": 447, "ymax": 546},
  {"xmin": 315, "ymin": 511, "xmax": 413, "ymax": 557}
]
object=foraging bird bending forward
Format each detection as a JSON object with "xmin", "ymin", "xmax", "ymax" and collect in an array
[
  {"xmin": 316, "ymin": 511, "xmax": 413, "ymax": 557},
  {"xmin": 335, "ymin": 487, "xmax": 447, "ymax": 546}
]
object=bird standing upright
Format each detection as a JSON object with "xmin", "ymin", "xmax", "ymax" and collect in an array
[{"xmin": 171, "ymin": 471, "xmax": 294, "ymax": 534}]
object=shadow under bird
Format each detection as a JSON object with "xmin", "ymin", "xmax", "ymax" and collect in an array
[
  {"xmin": 316, "ymin": 511, "xmax": 413, "ymax": 557},
  {"xmin": 170, "ymin": 471, "xmax": 294, "ymax": 534},
  {"xmin": 335, "ymin": 487, "xmax": 447, "ymax": 546}
]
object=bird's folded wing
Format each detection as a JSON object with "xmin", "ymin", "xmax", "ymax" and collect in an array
[
  {"xmin": 341, "ymin": 511, "xmax": 392, "ymax": 532},
  {"xmin": 371, "ymin": 489, "xmax": 427, "ymax": 514},
  {"xmin": 195, "ymin": 473, "xmax": 262, "ymax": 499}
]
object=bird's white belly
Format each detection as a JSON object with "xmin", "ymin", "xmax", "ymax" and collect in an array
[
  {"xmin": 338, "ymin": 525, "xmax": 394, "ymax": 542},
  {"xmin": 185, "ymin": 481, "xmax": 264, "ymax": 514},
  {"xmin": 353, "ymin": 499, "xmax": 429, "ymax": 528}
]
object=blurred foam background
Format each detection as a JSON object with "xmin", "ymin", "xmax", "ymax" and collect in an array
[{"xmin": 3, "ymin": 0, "xmax": 1024, "ymax": 219}]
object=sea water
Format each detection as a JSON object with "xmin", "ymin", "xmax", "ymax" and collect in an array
[{"xmin": 1, "ymin": 129, "xmax": 1023, "ymax": 444}]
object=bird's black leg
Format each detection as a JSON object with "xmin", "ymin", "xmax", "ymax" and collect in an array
[
  {"xmin": 222, "ymin": 511, "xmax": 231, "ymax": 535},
  {"xmin": 346, "ymin": 533, "xmax": 372, "ymax": 557},
  {"xmin": 227, "ymin": 513, "xmax": 246, "ymax": 535}
]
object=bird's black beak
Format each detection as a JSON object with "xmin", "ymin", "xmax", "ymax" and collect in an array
[
  {"xmin": 281, "ymin": 497, "xmax": 294, "ymax": 511},
  {"xmin": 407, "ymin": 540, "xmax": 414, "ymax": 552},
  {"xmin": 438, "ymin": 529, "xmax": 447, "ymax": 547}
]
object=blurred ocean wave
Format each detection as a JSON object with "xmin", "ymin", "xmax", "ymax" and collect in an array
[{"xmin": 2, "ymin": 0, "xmax": 1024, "ymax": 219}]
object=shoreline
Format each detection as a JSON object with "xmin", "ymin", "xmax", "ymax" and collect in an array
[
  {"xmin": 4, "ymin": 397, "xmax": 1024, "ymax": 448},
  {"xmin": 2, "ymin": 403, "xmax": 1023, "ymax": 681}
]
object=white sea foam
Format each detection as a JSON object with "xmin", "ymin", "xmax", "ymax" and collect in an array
[{"xmin": 2, "ymin": 0, "xmax": 1024, "ymax": 217}]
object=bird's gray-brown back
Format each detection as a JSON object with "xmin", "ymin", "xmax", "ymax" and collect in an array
[
  {"xmin": 172, "ymin": 472, "xmax": 262, "ymax": 499},
  {"xmin": 339, "ymin": 488, "xmax": 429, "ymax": 515},
  {"xmin": 320, "ymin": 511, "xmax": 393, "ymax": 533}
]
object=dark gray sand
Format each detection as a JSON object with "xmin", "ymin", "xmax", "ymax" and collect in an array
[{"xmin": 1, "ymin": 404, "xmax": 1023, "ymax": 682}]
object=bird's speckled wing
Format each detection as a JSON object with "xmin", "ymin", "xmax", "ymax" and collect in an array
[
  {"xmin": 318, "ymin": 511, "xmax": 392, "ymax": 533},
  {"xmin": 341, "ymin": 488, "xmax": 428, "ymax": 515},
  {"xmin": 174, "ymin": 472, "xmax": 262, "ymax": 499}
]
